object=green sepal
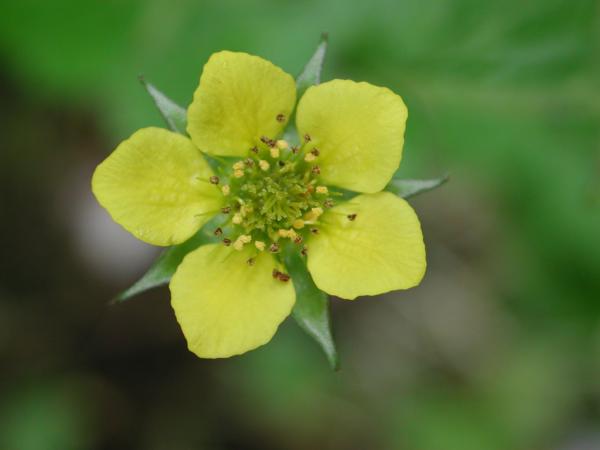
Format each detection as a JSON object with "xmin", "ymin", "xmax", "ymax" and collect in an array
[
  {"xmin": 283, "ymin": 245, "xmax": 339, "ymax": 370},
  {"xmin": 139, "ymin": 76, "xmax": 188, "ymax": 135},
  {"xmin": 283, "ymin": 33, "xmax": 329, "ymax": 145},
  {"xmin": 114, "ymin": 216, "xmax": 223, "ymax": 303},
  {"xmin": 385, "ymin": 174, "xmax": 449, "ymax": 199}
]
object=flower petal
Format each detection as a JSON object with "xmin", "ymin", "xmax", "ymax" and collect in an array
[
  {"xmin": 170, "ymin": 244, "xmax": 295, "ymax": 358},
  {"xmin": 296, "ymin": 80, "xmax": 408, "ymax": 193},
  {"xmin": 307, "ymin": 192, "xmax": 426, "ymax": 299},
  {"xmin": 92, "ymin": 127, "xmax": 222, "ymax": 246},
  {"xmin": 187, "ymin": 51, "xmax": 296, "ymax": 157}
]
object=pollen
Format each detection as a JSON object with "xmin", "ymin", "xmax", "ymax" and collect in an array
[
  {"xmin": 270, "ymin": 147, "xmax": 280, "ymax": 158},
  {"xmin": 233, "ymin": 161, "xmax": 245, "ymax": 171},
  {"xmin": 255, "ymin": 241, "xmax": 266, "ymax": 251},
  {"xmin": 304, "ymin": 152, "xmax": 316, "ymax": 162},
  {"xmin": 316, "ymin": 186, "xmax": 328, "ymax": 194},
  {"xmin": 305, "ymin": 207, "xmax": 323, "ymax": 221},
  {"xmin": 234, "ymin": 169, "xmax": 245, "ymax": 178},
  {"xmin": 221, "ymin": 184, "xmax": 230, "ymax": 196},
  {"xmin": 232, "ymin": 213, "xmax": 243, "ymax": 224},
  {"xmin": 292, "ymin": 219, "xmax": 305, "ymax": 229},
  {"xmin": 276, "ymin": 139, "xmax": 289, "ymax": 149},
  {"xmin": 259, "ymin": 160, "xmax": 270, "ymax": 171}
]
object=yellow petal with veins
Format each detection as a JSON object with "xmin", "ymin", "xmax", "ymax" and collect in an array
[
  {"xmin": 306, "ymin": 192, "xmax": 425, "ymax": 299},
  {"xmin": 296, "ymin": 80, "xmax": 408, "ymax": 193},
  {"xmin": 92, "ymin": 127, "xmax": 222, "ymax": 246},
  {"xmin": 187, "ymin": 51, "xmax": 296, "ymax": 157},
  {"xmin": 170, "ymin": 244, "xmax": 295, "ymax": 358}
]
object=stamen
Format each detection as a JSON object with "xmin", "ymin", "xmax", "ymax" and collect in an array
[
  {"xmin": 245, "ymin": 158, "xmax": 254, "ymax": 167},
  {"xmin": 276, "ymin": 140, "xmax": 289, "ymax": 149},
  {"xmin": 294, "ymin": 235, "xmax": 303, "ymax": 244},
  {"xmin": 260, "ymin": 136, "xmax": 276, "ymax": 148},
  {"xmin": 232, "ymin": 213, "xmax": 243, "ymax": 224},
  {"xmin": 209, "ymin": 175, "xmax": 220, "ymax": 185},
  {"xmin": 311, "ymin": 148, "xmax": 320, "ymax": 157},
  {"xmin": 214, "ymin": 227, "xmax": 223, "ymax": 236},
  {"xmin": 291, "ymin": 146, "xmax": 299, "ymax": 154},
  {"xmin": 272, "ymin": 269, "xmax": 290, "ymax": 282},
  {"xmin": 233, "ymin": 161, "xmax": 245, "ymax": 171},
  {"xmin": 323, "ymin": 199, "xmax": 334, "ymax": 208},
  {"xmin": 259, "ymin": 160, "xmax": 270, "ymax": 171},
  {"xmin": 246, "ymin": 257, "xmax": 256, "ymax": 266},
  {"xmin": 311, "ymin": 165, "xmax": 321, "ymax": 175},
  {"xmin": 234, "ymin": 169, "xmax": 245, "ymax": 178},
  {"xmin": 251, "ymin": 146, "xmax": 259, "ymax": 154},
  {"xmin": 255, "ymin": 241, "xmax": 266, "ymax": 251},
  {"xmin": 347, "ymin": 213, "xmax": 357, "ymax": 221},
  {"xmin": 269, "ymin": 243, "xmax": 280, "ymax": 253},
  {"xmin": 221, "ymin": 206, "xmax": 231, "ymax": 214},
  {"xmin": 276, "ymin": 113, "xmax": 286, "ymax": 123},
  {"xmin": 316, "ymin": 186, "xmax": 328, "ymax": 194},
  {"xmin": 277, "ymin": 272, "xmax": 291, "ymax": 282},
  {"xmin": 292, "ymin": 219, "xmax": 305, "ymax": 229},
  {"xmin": 270, "ymin": 147, "xmax": 280, "ymax": 158},
  {"xmin": 304, "ymin": 153, "xmax": 316, "ymax": 162},
  {"xmin": 223, "ymin": 238, "xmax": 232, "ymax": 246},
  {"xmin": 304, "ymin": 133, "xmax": 311, "ymax": 142},
  {"xmin": 221, "ymin": 185, "xmax": 230, "ymax": 196},
  {"xmin": 310, "ymin": 228, "xmax": 319, "ymax": 235},
  {"xmin": 301, "ymin": 246, "xmax": 308, "ymax": 256}
]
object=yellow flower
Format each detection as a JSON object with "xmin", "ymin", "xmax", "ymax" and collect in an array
[{"xmin": 92, "ymin": 51, "xmax": 425, "ymax": 359}]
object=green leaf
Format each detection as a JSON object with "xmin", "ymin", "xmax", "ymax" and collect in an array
[
  {"xmin": 296, "ymin": 32, "xmax": 328, "ymax": 99},
  {"xmin": 283, "ymin": 246, "xmax": 339, "ymax": 370},
  {"xmin": 114, "ymin": 217, "xmax": 223, "ymax": 302},
  {"xmin": 138, "ymin": 76, "xmax": 188, "ymax": 135},
  {"xmin": 386, "ymin": 175, "xmax": 449, "ymax": 199},
  {"xmin": 283, "ymin": 33, "xmax": 329, "ymax": 145}
]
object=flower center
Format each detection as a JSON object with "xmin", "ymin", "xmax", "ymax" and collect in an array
[{"xmin": 210, "ymin": 133, "xmax": 333, "ymax": 264}]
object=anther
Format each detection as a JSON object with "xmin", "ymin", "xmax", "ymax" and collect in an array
[
  {"xmin": 232, "ymin": 213, "xmax": 243, "ymax": 224},
  {"xmin": 272, "ymin": 268, "xmax": 281, "ymax": 279},
  {"xmin": 347, "ymin": 213, "xmax": 357, "ymax": 221},
  {"xmin": 221, "ymin": 206, "xmax": 231, "ymax": 214},
  {"xmin": 304, "ymin": 133, "xmax": 311, "ymax": 142},
  {"xmin": 234, "ymin": 169, "xmax": 244, "ymax": 178},
  {"xmin": 316, "ymin": 186, "xmax": 328, "ymax": 194},
  {"xmin": 259, "ymin": 160, "xmax": 270, "ymax": 171},
  {"xmin": 311, "ymin": 165, "xmax": 321, "ymax": 175},
  {"xmin": 304, "ymin": 153, "xmax": 316, "ymax": 162},
  {"xmin": 260, "ymin": 136, "xmax": 276, "ymax": 148},
  {"xmin": 294, "ymin": 235, "xmax": 303, "ymax": 244},
  {"xmin": 311, "ymin": 148, "xmax": 320, "ymax": 157},
  {"xmin": 291, "ymin": 146, "xmax": 299, "ymax": 154},
  {"xmin": 310, "ymin": 228, "xmax": 319, "ymax": 235},
  {"xmin": 245, "ymin": 158, "xmax": 254, "ymax": 167},
  {"xmin": 221, "ymin": 185, "xmax": 230, "ymax": 196},
  {"xmin": 223, "ymin": 238, "xmax": 232, "ymax": 246},
  {"xmin": 276, "ymin": 113, "xmax": 286, "ymax": 123},
  {"xmin": 276, "ymin": 140, "xmax": 289, "ymax": 149},
  {"xmin": 277, "ymin": 272, "xmax": 291, "ymax": 282},
  {"xmin": 214, "ymin": 227, "xmax": 223, "ymax": 236},
  {"xmin": 255, "ymin": 241, "xmax": 266, "ymax": 251},
  {"xmin": 209, "ymin": 175, "xmax": 220, "ymax": 184},
  {"xmin": 233, "ymin": 161, "xmax": 245, "ymax": 171},
  {"xmin": 270, "ymin": 147, "xmax": 280, "ymax": 158},
  {"xmin": 269, "ymin": 243, "xmax": 280, "ymax": 253},
  {"xmin": 292, "ymin": 219, "xmax": 305, "ymax": 229},
  {"xmin": 323, "ymin": 199, "xmax": 334, "ymax": 208},
  {"xmin": 251, "ymin": 146, "xmax": 259, "ymax": 154},
  {"xmin": 301, "ymin": 246, "xmax": 308, "ymax": 256},
  {"xmin": 246, "ymin": 258, "xmax": 256, "ymax": 266}
]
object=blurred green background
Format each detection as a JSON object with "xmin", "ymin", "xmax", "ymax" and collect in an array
[{"xmin": 1, "ymin": 0, "xmax": 599, "ymax": 449}]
